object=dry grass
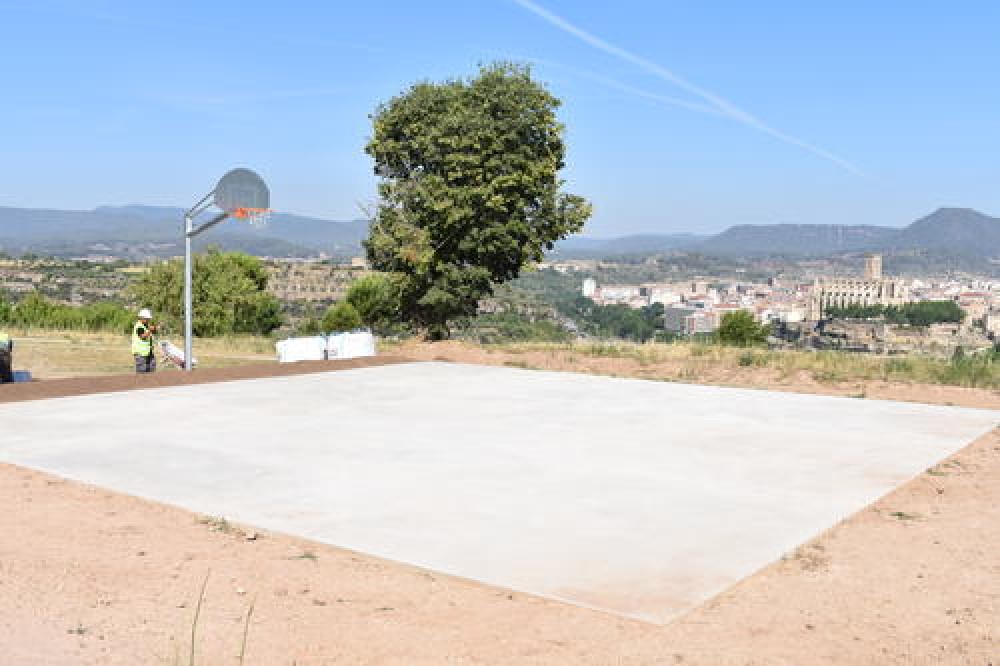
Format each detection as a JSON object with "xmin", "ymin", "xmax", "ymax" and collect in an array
[
  {"xmin": 474, "ymin": 340, "xmax": 1000, "ymax": 390},
  {"xmin": 6, "ymin": 328, "xmax": 277, "ymax": 379},
  {"xmin": 10, "ymin": 329, "xmax": 1000, "ymax": 393},
  {"xmin": 392, "ymin": 339, "xmax": 1000, "ymax": 407}
]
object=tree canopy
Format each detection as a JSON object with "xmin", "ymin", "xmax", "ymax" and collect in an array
[
  {"xmin": 825, "ymin": 301, "xmax": 965, "ymax": 327},
  {"xmin": 129, "ymin": 249, "xmax": 283, "ymax": 336},
  {"xmin": 716, "ymin": 310, "xmax": 771, "ymax": 347},
  {"xmin": 322, "ymin": 301, "xmax": 362, "ymax": 333},
  {"xmin": 0, "ymin": 292, "xmax": 132, "ymax": 333},
  {"xmin": 364, "ymin": 62, "xmax": 591, "ymax": 338},
  {"xmin": 345, "ymin": 273, "xmax": 399, "ymax": 333}
]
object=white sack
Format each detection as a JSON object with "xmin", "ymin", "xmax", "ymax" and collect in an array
[
  {"xmin": 160, "ymin": 340, "xmax": 197, "ymax": 367},
  {"xmin": 275, "ymin": 336, "xmax": 327, "ymax": 363},
  {"xmin": 326, "ymin": 331, "xmax": 376, "ymax": 359}
]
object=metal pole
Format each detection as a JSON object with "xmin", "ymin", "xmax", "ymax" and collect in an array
[{"xmin": 183, "ymin": 213, "xmax": 194, "ymax": 371}]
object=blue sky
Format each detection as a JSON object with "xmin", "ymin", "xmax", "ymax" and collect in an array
[{"xmin": 1, "ymin": 1, "xmax": 998, "ymax": 236}]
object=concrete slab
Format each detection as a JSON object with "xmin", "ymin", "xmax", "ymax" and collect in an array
[{"xmin": 0, "ymin": 362, "xmax": 995, "ymax": 623}]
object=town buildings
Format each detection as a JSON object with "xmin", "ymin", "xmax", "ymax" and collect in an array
[
  {"xmin": 806, "ymin": 254, "xmax": 911, "ymax": 319},
  {"xmin": 578, "ymin": 253, "xmax": 1000, "ymax": 349}
]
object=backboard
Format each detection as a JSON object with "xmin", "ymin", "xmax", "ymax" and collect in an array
[{"xmin": 213, "ymin": 168, "xmax": 270, "ymax": 215}]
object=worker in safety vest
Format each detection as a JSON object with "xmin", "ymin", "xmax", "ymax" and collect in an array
[
  {"xmin": 0, "ymin": 331, "xmax": 12, "ymax": 383},
  {"xmin": 132, "ymin": 308, "xmax": 158, "ymax": 374}
]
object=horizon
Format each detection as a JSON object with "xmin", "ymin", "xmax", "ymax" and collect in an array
[
  {"xmin": 2, "ymin": 1, "xmax": 999, "ymax": 236},
  {"xmin": 2, "ymin": 203, "xmax": 993, "ymax": 241}
]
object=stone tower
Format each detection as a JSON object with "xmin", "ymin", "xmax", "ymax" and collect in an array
[{"xmin": 863, "ymin": 253, "xmax": 882, "ymax": 281}]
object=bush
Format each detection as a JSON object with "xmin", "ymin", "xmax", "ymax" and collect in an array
[
  {"xmin": 0, "ymin": 293, "xmax": 133, "ymax": 333},
  {"xmin": 346, "ymin": 273, "xmax": 399, "ymax": 333},
  {"xmin": 322, "ymin": 302, "xmax": 362, "ymax": 333},
  {"xmin": 717, "ymin": 311, "xmax": 771, "ymax": 347},
  {"xmin": 128, "ymin": 249, "xmax": 283, "ymax": 336},
  {"xmin": 738, "ymin": 351, "xmax": 769, "ymax": 367},
  {"xmin": 459, "ymin": 312, "xmax": 573, "ymax": 344},
  {"xmin": 555, "ymin": 295, "xmax": 662, "ymax": 342},
  {"xmin": 296, "ymin": 316, "xmax": 323, "ymax": 336}
]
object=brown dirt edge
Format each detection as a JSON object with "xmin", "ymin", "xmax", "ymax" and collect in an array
[
  {"xmin": 0, "ymin": 355, "xmax": 415, "ymax": 404},
  {"xmin": 1, "ymin": 431, "xmax": 997, "ymax": 664}
]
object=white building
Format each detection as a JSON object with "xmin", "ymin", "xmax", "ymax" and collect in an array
[{"xmin": 807, "ymin": 254, "xmax": 910, "ymax": 319}]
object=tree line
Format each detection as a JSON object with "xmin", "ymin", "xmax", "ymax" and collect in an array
[
  {"xmin": 0, "ymin": 292, "xmax": 135, "ymax": 333},
  {"xmin": 825, "ymin": 301, "xmax": 965, "ymax": 327}
]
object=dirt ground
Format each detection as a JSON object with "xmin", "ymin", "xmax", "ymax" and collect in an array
[
  {"xmin": 1, "ymin": 353, "xmax": 998, "ymax": 664},
  {"xmin": 0, "ymin": 356, "xmax": 410, "ymax": 405}
]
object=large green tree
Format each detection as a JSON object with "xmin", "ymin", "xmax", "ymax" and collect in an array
[
  {"xmin": 716, "ymin": 310, "xmax": 771, "ymax": 347},
  {"xmin": 129, "ymin": 249, "xmax": 283, "ymax": 336},
  {"xmin": 365, "ymin": 62, "xmax": 592, "ymax": 338}
]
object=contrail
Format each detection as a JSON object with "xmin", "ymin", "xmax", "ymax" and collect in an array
[
  {"xmin": 511, "ymin": 0, "xmax": 863, "ymax": 175},
  {"xmin": 505, "ymin": 53, "xmax": 725, "ymax": 117}
]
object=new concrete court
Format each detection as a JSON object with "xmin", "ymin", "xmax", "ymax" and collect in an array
[{"xmin": 1, "ymin": 362, "xmax": 995, "ymax": 623}]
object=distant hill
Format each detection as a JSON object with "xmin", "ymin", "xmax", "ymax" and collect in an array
[
  {"xmin": 699, "ymin": 224, "xmax": 898, "ymax": 255},
  {"xmin": 890, "ymin": 208, "xmax": 1000, "ymax": 255},
  {"xmin": 1, "ymin": 204, "xmax": 997, "ymax": 262},
  {"xmin": 0, "ymin": 205, "xmax": 369, "ymax": 258},
  {"xmin": 697, "ymin": 208, "xmax": 1000, "ymax": 257},
  {"xmin": 551, "ymin": 233, "xmax": 706, "ymax": 258}
]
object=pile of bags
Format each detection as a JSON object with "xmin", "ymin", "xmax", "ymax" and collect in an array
[{"xmin": 275, "ymin": 331, "xmax": 377, "ymax": 363}]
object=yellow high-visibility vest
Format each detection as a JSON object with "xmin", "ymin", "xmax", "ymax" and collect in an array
[{"xmin": 131, "ymin": 321, "xmax": 152, "ymax": 356}]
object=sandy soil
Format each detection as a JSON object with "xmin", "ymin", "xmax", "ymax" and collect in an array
[{"xmin": 1, "ymin": 355, "xmax": 998, "ymax": 664}]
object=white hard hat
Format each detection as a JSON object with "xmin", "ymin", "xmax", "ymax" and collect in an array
[{"xmin": 138, "ymin": 308, "xmax": 153, "ymax": 319}]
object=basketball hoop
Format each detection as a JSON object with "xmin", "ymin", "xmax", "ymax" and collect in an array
[
  {"xmin": 214, "ymin": 168, "xmax": 271, "ymax": 225},
  {"xmin": 232, "ymin": 207, "xmax": 271, "ymax": 228},
  {"xmin": 181, "ymin": 167, "xmax": 272, "ymax": 371}
]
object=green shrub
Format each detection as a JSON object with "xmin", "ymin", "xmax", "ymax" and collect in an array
[
  {"xmin": 3, "ymin": 293, "xmax": 133, "ymax": 333},
  {"xmin": 322, "ymin": 302, "xmax": 362, "ymax": 333},
  {"xmin": 128, "ymin": 249, "xmax": 283, "ymax": 336},
  {"xmin": 738, "ymin": 351, "xmax": 769, "ymax": 367},
  {"xmin": 346, "ymin": 273, "xmax": 399, "ymax": 333},
  {"xmin": 717, "ymin": 311, "xmax": 771, "ymax": 347}
]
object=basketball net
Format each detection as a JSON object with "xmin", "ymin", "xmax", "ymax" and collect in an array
[{"xmin": 232, "ymin": 207, "xmax": 271, "ymax": 228}]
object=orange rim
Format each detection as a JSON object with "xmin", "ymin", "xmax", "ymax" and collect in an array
[{"xmin": 232, "ymin": 207, "xmax": 270, "ymax": 219}]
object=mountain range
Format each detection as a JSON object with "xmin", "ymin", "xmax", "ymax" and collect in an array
[
  {"xmin": 552, "ymin": 208, "xmax": 1000, "ymax": 259},
  {"xmin": 0, "ymin": 205, "xmax": 368, "ymax": 258},
  {"xmin": 0, "ymin": 204, "xmax": 997, "ymax": 261},
  {"xmin": 699, "ymin": 208, "xmax": 1000, "ymax": 257}
]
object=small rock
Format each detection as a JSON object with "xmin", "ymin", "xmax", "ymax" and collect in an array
[
  {"xmin": 245, "ymin": 531, "xmax": 258, "ymax": 541},
  {"xmin": 237, "ymin": 587, "xmax": 246, "ymax": 596}
]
